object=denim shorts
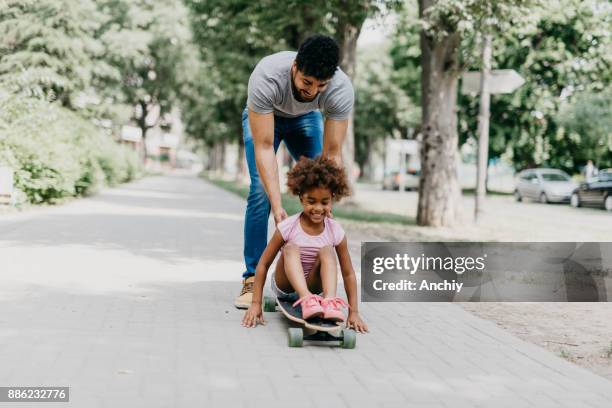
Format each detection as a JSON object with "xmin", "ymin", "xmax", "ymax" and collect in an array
[
  {"xmin": 270, "ymin": 272, "xmax": 299, "ymax": 302},
  {"xmin": 270, "ymin": 272, "xmax": 323, "ymax": 302}
]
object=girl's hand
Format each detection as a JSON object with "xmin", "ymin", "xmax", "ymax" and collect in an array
[
  {"xmin": 347, "ymin": 311, "xmax": 368, "ymax": 333},
  {"xmin": 242, "ymin": 304, "xmax": 266, "ymax": 328}
]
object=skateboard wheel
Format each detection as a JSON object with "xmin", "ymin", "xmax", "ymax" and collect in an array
[
  {"xmin": 340, "ymin": 328, "xmax": 356, "ymax": 349},
  {"xmin": 263, "ymin": 296, "xmax": 276, "ymax": 312},
  {"xmin": 288, "ymin": 328, "xmax": 303, "ymax": 347}
]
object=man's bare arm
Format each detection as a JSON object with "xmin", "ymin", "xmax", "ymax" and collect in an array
[
  {"xmin": 249, "ymin": 109, "xmax": 287, "ymax": 224},
  {"xmin": 322, "ymin": 118, "xmax": 348, "ymax": 167}
]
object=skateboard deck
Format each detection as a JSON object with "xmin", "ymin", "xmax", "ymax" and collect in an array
[
  {"xmin": 263, "ymin": 296, "xmax": 356, "ymax": 348},
  {"xmin": 276, "ymin": 298, "xmax": 342, "ymax": 332}
]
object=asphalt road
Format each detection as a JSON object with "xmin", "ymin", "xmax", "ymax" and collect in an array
[{"xmin": 352, "ymin": 183, "xmax": 611, "ymax": 241}]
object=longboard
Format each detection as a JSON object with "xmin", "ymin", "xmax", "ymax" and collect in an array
[
  {"xmin": 276, "ymin": 298, "xmax": 342, "ymax": 332},
  {"xmin": 263, "ymin": 296, "xmax": 356, "ymax": 348}
]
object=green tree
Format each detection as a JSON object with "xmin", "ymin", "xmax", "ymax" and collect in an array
[
  {"xmin": 0, "ymin": 0, "xmax": 109, "ymax": 108},
  {"xmin": 95, "ymin": 0, "xmax": 193, "ymax": 158},
  {"xmin": 416, "ymin": 0, "xmax": 532, "ymax": 226},
  {"xmin": 557, "ymin": 90, "xmax": 612, "ymax": 169},
  {"xmin": 392, "ymin": 0, "xmax": 611, "ymax": 178},
  {"xmin": 184, "ymin": 0, "xmax": 291, "ymax": 170},
  {"xmin": 390, "ymin": 6, "xmax": 422, "ymax": 106},
  {"xmin": 354, "ymin": 44, "xmax": 419, "ymax": 179},
  {"xmin": 184, "ymin": 0, "xmax": 401, "ymax": 175},
  {"xmin": 470, "ymin": 0, "xmax": 612, "ymax": 173}
]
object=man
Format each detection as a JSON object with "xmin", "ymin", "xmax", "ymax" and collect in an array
[{"xmin": 235, "ymin": 34, "xmax": 354, "ymax": 308}]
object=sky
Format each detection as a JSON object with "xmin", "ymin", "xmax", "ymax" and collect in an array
[{"xmin": 357, "ymin": 12, "xmax": 399, "ymax": 47}]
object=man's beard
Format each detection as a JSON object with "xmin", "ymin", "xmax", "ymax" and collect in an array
[{"xmin": 291, "ymin": 71, "xmax": 317, "ymax": 102}]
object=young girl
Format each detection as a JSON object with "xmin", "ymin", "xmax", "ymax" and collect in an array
[{"xmin": 241, "ymin": 156, "xmax": 368, "ymax": 333}]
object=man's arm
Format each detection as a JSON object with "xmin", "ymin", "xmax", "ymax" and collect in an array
[
  {"xmin": 249, "ymin": 109, "xmax": 287, "ymax": 224},
  {"xmin": 322, "ymin": 118, "xmax": 348, "ymax": 167}
]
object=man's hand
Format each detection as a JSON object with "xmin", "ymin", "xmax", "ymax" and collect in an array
[
  {"xmin": 242, "ymin": 304, "xmax": 266, "ymax": 328},
  {"xmin": 272, "ymin": 206, "xmax": 288, "ymax": 225},
  {"xmin": 347, "ymin": 311, "xmax": 368, "ymax": 333}
]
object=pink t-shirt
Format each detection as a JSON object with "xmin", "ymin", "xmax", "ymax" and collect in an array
[{"xmin": 277, "ymin": 212, "xmax": 346, "ymax": 276}]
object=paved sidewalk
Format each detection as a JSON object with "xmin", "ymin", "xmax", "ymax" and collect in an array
[{"xmin": 1, "ymin": 173, "xmax": 611, "ymax": 408}]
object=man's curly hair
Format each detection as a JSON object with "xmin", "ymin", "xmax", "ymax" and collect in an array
[
  {"xmin": 295, "ymin": 34, "xmax": 339, "ymax": 80},
  {"xmin": 286, "ymin": 156, "xmax": 351, "ymax": 201}
]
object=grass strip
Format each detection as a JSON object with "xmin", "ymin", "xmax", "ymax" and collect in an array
[{"xmin": 202, "ymin": 173, "xmax": 415, "ymax": 226}]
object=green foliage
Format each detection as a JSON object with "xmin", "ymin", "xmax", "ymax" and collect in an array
[
  {"xmin": 0, "ymin": 92, "xmax": 142, "ymax": 204},
  {"xmin": 0, "ymin": 0, "xmax": 199, "ymax": 207},
  {"xmin": 0, "ymin": 0, "xmax": 109, "ymax": 107},
  {"xmin": 183, "ymin": 0, "xmax": 401, "ymax": 150},
  {"xmin": 93, "ymin": 0, "xmax": 193, "ymax": 138},
  {"xmin": 355, "ymin": 43, "xmax": 420, "ymax": 169},
  {"xmin": 420, "ymin": 0, "xmax": 534, "ymax": 38},
  {"xmin": 390, "ymin": 4, "xmax": 422, "ymax": 105},
  {"xmin": 557, "ymin": 90, "xmax": 612, "ymax": 168},
  {"xmin": 183, "ymin": 0, "xmax": 294, "ymax": 148},
  {"xmin": 391, "ymin": 0, "xmax": 611, "ymax": 173},
  {"xmin": 463, "ymin": 0, "xmax": 612, "ymax": 172},
  {"xmin": 0, "ymin": 0, "xmax": 195, "ymax": 141}
]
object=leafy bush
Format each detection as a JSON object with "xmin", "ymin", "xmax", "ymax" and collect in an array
[
  {"xmin": 557, "ymin": 91, "xmax": 612, "ymax": 169},
  {"xmin": 0, "ymin": 92, "xmax": 143, "ymax": 204}
]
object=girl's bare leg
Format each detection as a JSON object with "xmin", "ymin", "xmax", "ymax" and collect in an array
[
  {"xmin": 275, "ymin": 243, "xmax": 310, "ymax": 298},
  {"xmin": 317, "ymin": 245, "xmax": 338, "ymax": 298},
  {"xmin": 275, "ymin": 248, "xmax": 323, "ymax": 296},
  {"xmin": 305, "ymin": 255, "xmax": 322, "ymax": 294}
]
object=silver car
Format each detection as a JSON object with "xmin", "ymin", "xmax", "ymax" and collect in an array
[{"xmin": 514, "ymin": 168, "xmax": 577, "ymax": 203}]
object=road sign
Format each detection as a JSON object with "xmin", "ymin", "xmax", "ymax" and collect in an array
[{"xmin": 461, "ymin": 69, "xmax": 525, "ymax": 95}]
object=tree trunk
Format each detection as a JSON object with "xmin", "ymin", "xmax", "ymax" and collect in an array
[
  {"xmin": 337, "ymin": 19, "xmax": 362, "ymax": 190},
  {"xmin": 355, "ymin": 140, "xmax": 368, "ymax": 181},
  {"xmin": 219, "ymin": 139, "xmax": 227, "ymax": 175},
  {"xmin": 417, "ymin": 0, "xmax": 462, "ymax": 227},
  {"xmin": 207, "ymin": 143, "xmax": 216, "ymax": 171},
  {"xmin": 137, "ymin": 100, "xmax": 150, "ymax": 163},
  {"xmin": 285, "ymin": 4, "xmax": 319, "ymax": 49},
  {"xmin": 363, "ymin": 139, "xmax": 374, "ymax": 182}
]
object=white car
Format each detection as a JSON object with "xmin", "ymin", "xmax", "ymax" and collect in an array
[{"xmin": 514, "ymin": 168, "xmax": 577, "ymax": 203}]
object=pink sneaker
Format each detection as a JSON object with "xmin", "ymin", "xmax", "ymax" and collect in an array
[
  {"xmin": 321, "ymin": 297, "xmax": 348, "ymax": 322},
  {"xmin": 293, "ymin": 294, "xmax": 324, "ymax": 320}
]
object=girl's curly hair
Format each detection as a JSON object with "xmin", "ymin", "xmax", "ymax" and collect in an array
[{"xmin": 286, "ymin": 156, "xmax": 351, "ymax": 201}]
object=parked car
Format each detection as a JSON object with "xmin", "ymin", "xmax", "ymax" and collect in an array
[
  {"xmin": 514, "ymin": 168, "xmax": 577, "ymax": 203},
  {"xmin": 382, "ymin": 168, "xmax": 420, "ymax": 191},
  {"xmin": 570, "ymin": 169, "xmax": 612, "ymax": 211}
]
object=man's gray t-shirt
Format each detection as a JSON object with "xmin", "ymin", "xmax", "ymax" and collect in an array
[{"xmin": 247, "ymin": 51, "xmax": 354, "ymax": 120}]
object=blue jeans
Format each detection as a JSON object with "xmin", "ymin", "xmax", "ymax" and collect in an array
[{"xmin": 242, "ymin": 108, "xmax": 323, "ymax": 278}]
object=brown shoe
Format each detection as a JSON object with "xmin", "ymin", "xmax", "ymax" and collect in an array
[{"xmin": 234, "ymin": 276, "xmax": 255, "ymax": 309}]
